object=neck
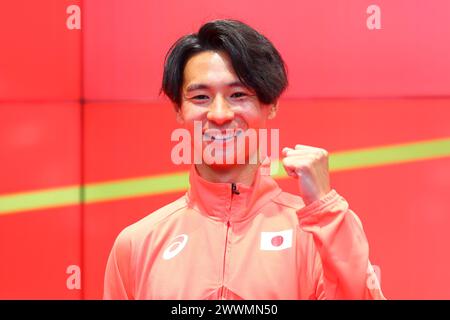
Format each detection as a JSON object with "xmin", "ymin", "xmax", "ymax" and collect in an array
[{"xmin": 195, "ymin": 162, "xmax": 259, "ymax": 187}]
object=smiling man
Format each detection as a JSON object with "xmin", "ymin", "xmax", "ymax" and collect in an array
[{"xmin": 104, "ymin": 19, "xmax": 385, "ymax": 300}]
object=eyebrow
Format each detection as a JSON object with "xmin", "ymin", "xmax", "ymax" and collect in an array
[{"xmin": 185, "ymin": 81, "xmax": 246, "ymax": 92}]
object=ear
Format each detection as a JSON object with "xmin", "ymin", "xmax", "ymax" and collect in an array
[
  {"xmin": 267, "ymin": 101, "xmax": 278, "ymax": 120},
  {"xmin": 175, "ymin": 105, "xmax": 184, "ymax": 124}
]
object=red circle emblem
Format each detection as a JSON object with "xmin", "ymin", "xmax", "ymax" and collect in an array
[{"xmin": 271, "ymin": 235, "xmax": 284, "ymax": 247}]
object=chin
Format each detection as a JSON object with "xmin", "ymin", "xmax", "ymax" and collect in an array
[
  {"xmin": 203, "ymin": 161, "xmax": 245, "ymax": 170},
  {"xmin": 202, "ymin": 150, "xmax": 257, "ymax": 168}
]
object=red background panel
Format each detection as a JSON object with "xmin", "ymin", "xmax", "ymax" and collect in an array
[
  {"xmin": 83, "ymin": 192, "xmax": 184, "ymax": 299},
  {"xmin": 277, "ymin": 156, "xmax": 450, "ymax": 299},
  {"xmin": 332, "ymin": 157, "xmax": 450, "ymax": 299},
  {"xmin": 83, "ymin": 102, "xmax": 185, "ymax": 183},
  {"xmin": 83, "ymin": 0, "xmax": 156, "ymax": 101},
  {"xmin": 280, "ymin": 0, "xmax": 450, "ymax": 98},
  {"xmin": 271, "ymin": 99, "xmax": 450, "ymax": 152},
  {"xmin": 0, "ymin": 102, "xmax": 82, "ymax": 299},
  {"xmin": 83, "ymin": 0, "xmax": 450, "ymax": 101},
  {"xmin": 0, "ymin": 206, "xmax": 81, "ymax": 299},
  {"xmin": 0, "ymin": 0, "xmax": 81, "ymax": 101},
  {"xmin": 0, "ymin": 103, "xmax": 81, "ymax": 194}
]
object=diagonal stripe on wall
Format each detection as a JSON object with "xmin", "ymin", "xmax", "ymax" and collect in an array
[{"xmin": 1, "ymin": 137, "xmax": 450, "ymax": 215}]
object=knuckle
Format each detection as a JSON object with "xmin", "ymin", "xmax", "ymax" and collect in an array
[
  {"xmin": 317, "ymin": 148, "xmax": 328, "ymax": 156},
  {"xmin": 297, "ymin": 163, "xmax": 311, "ymax": 172}
]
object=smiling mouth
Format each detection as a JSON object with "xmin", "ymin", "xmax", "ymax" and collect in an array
[{"xmin": 203, "ymin": 129, "xmax": 243, "ymax": 141}]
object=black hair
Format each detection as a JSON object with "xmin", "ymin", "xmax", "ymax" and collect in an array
[{"xmin": 161, "ymin": 19, "xmax": 288, "ymax": 109}]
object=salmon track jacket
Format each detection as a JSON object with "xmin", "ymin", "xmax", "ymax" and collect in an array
[{"xmin": 103, "ymin": 159, "xmax": 385, "ymax": 300}]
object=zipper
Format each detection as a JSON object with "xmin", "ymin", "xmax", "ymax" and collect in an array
[
  {"xmin": 220, "ymin": 183, "xmax": 238, "ymax": 299},
  {"xmin": 231, "ymin": 182, "xmax": 240, "ymax": 195},
  {"xmin": 230, "ymin": 182, "xmax": 239, "ymax": 210},
  {"xmin": 220, "ymin": 219, "xmax": 231, "ymax": 299}
]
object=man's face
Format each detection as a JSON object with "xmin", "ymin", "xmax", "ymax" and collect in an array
[{"xmin": 178, "ymin": 50, "xmax": 276, "ymax": 167}]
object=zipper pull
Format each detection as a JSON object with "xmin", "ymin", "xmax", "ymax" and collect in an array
[{"xmin": 231, "ymin": 182, "xmax": 240, "ymax": 195}]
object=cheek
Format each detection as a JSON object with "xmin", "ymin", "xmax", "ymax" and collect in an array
[
  {"xmin": 180, "ymin": 103, "xmax": 207, "ymax": 122},
  {"xmin": 240, "ymin": 108, "xmax": 268, "ymax": 129},
  {"xmin": 179, "ymin": 105, "xmax": 208, "ymax": 130},
  {"xmin": 179, "ymin": 105, "xmax": 206, "ymax": 148}
]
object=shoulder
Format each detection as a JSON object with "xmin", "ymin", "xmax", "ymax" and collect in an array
[
  {"xmin": 114, "ymin": 195, "xmax": 188, "ymax": 246},
  {"xmin": 271, "ymin": 190, "xmax": 305, "ymax": 211}
]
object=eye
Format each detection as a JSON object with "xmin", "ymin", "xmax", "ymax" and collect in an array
[
  {"xmin": 192, "ymin": 95, "xmax": 209, "ymax": 100},
  {"xmin": 231, "ymin": 92, "xmax": 248, "ymax": 99},
  {"xmin": 188, "ymin": 94, "xmax": 210, "ymax": 104}
]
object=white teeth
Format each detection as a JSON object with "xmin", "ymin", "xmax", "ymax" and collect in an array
[{"xmin": 204, "ymin": 130, "xmax": 243, "ymax": 141}]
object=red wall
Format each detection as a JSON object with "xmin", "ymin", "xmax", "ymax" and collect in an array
[{"xmin": 1, "ymin": 0, "xmax": 450, "ymax": 299}]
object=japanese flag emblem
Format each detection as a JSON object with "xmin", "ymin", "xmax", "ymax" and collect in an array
[{"xmin": 260, "ymin": 229, "xmax": 293, "ymax": 251}]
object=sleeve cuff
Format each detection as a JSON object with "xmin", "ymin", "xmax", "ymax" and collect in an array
[{"xmin": 297, "ymin": 189, "xmax": 341, "ymax": 220}]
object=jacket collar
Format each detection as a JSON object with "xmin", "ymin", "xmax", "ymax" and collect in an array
[{"xmin": 187, "ymin": 158, "xmax": 282, "ymax": 223}]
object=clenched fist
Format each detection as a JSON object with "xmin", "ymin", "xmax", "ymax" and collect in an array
[{"xmin": 282, "ymin": 145, "xmax": 331, "ymax": 206}]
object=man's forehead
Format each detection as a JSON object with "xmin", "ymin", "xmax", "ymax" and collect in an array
[
  {"xmin": 185, "ymin": 50, "xmax": 232, "ymax": 69},
  {"xmin": 182, "ymin": 51, "xmax": 240, "ymax": 88}
]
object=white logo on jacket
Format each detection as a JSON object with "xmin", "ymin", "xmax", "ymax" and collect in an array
[
  {"xmin": 260, "ymin": 229, "xmax": 293, "ymax": 251},
  {"xmin": 162, "ymin": 234, "xmax": 189, "ymax": 260}
]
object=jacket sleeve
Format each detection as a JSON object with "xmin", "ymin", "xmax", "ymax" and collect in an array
[
  {"xmin": 103, "ymin": 230, "xmax": 134, "ymax": 300},
  {"xmin": 297, "ymin": 189, "xmax": 385, "ymax": 300}
]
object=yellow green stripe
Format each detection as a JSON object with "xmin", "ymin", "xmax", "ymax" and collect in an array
[
  {"xmin": 0, "ymin": 186, "xmax": 81, "ymax": 215},
  {"xmin": 84, "ymin": 171, "xmax": 189, "ymax": 203},
  {"xmin": 272, "ymin": 137, "xmax": 450, "ymax": 178},
  {"xmin": 1, "ymin": 137, "xmax": 450, "ymax": 215}
]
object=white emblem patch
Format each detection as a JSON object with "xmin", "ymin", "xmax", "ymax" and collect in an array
[
  {"xmin": 260, "ymin": 229, "xmax": 293, "ymax": 251},
  {"xmin": 163, "ymin": 234, "xmax": 189, "ymax": 260}
]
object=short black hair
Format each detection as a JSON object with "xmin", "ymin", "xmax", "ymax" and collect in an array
[{"xmin": 161, "ymin": 19, "xmax": 288, "ymax": 109}]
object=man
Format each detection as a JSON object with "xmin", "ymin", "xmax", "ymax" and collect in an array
[{"xmin": 104, "ymin": 19, "xmax": 385, "ymax": 300}]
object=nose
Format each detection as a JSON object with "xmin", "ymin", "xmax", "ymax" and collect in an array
[{"xmin": 206, "ymin": 95, "xmax": 234, "ymax": 125}]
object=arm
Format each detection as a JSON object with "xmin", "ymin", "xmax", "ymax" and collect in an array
[
  {"xmin": 298, "ymin": 189, "xmax": 385, "ymax": 299},
  {"xmin": 103, "ymin": 230, "xmax": 134, "ymax": 300},
  {"xmin": 282, "ymin": 145, "xmax": 385, "ymax": 299}
]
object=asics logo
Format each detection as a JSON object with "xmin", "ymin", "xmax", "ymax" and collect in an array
[{"xmin": 162, "ymin": 234, "xmax": 189, "ymax": 260}]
